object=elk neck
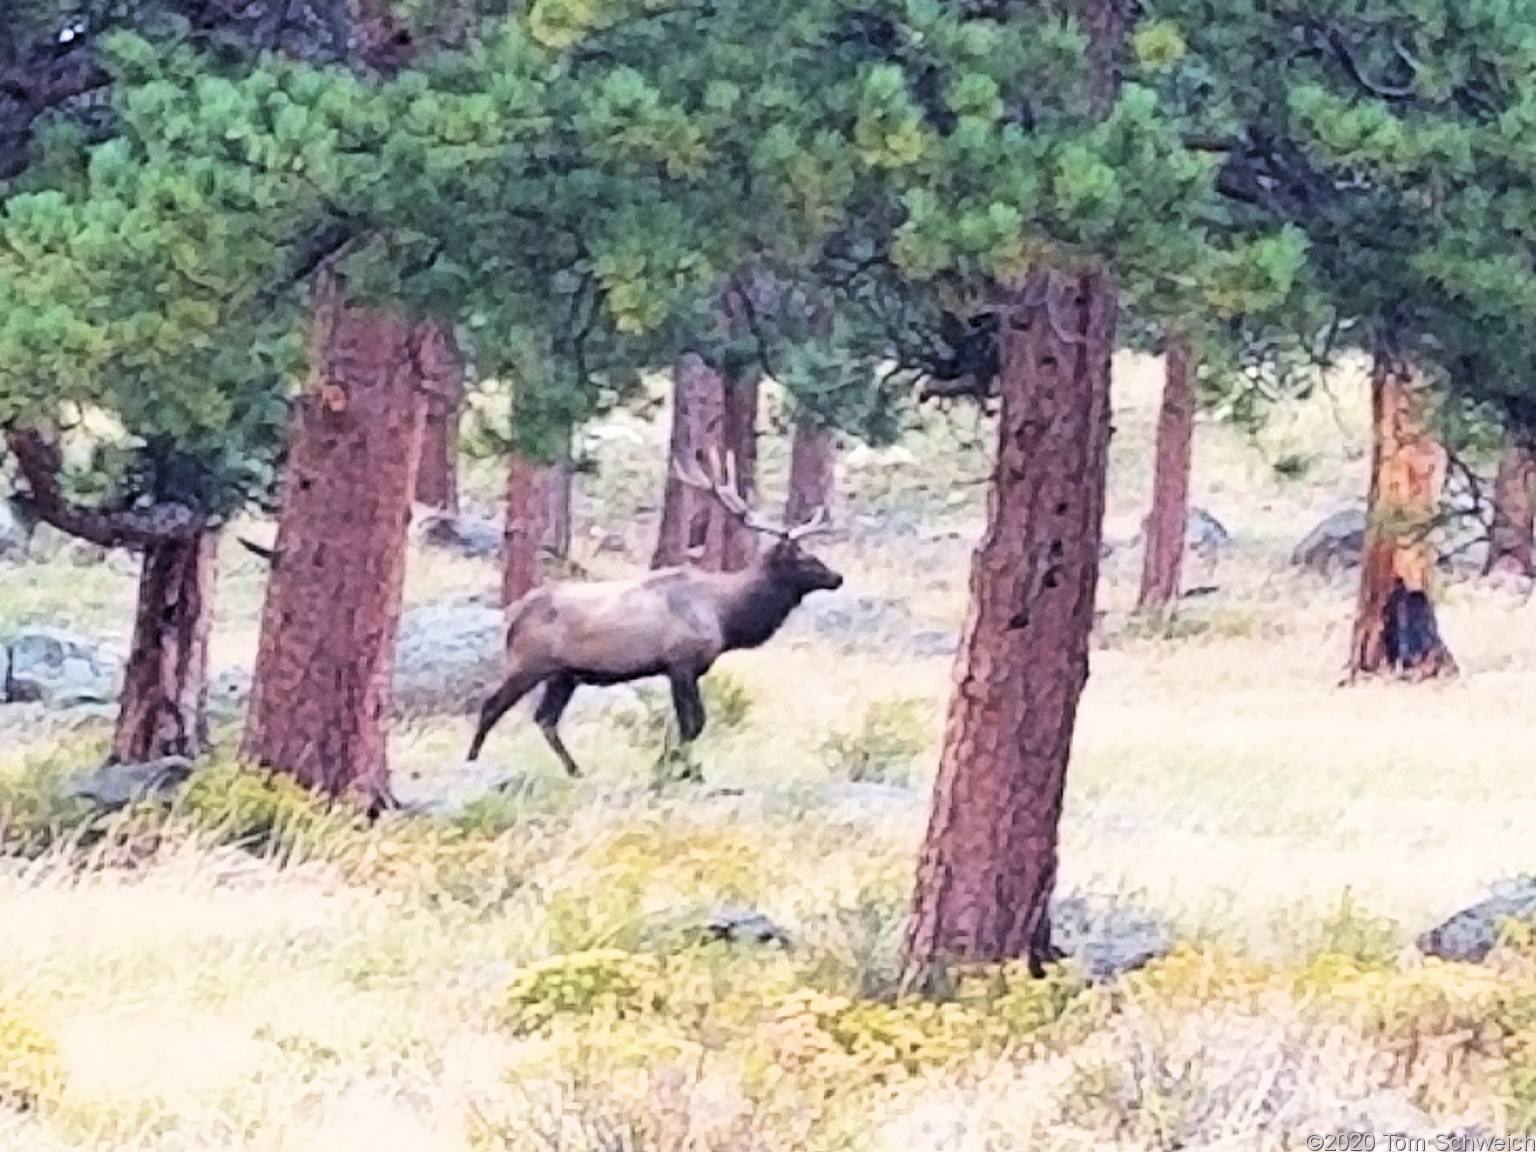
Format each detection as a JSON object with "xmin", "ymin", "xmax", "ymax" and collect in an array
[{"xmin": 715, "ymin": 562, "xmax": 806, "ymax": 652}]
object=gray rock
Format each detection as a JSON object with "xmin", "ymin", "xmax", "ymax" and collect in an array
[
  {"xmin": 1129, "ymin": 507, "xmax": 1231, "ymax": 555},
  {"xmin": 1417, "ymin": 881, "xmax": 1536, "ymax": 962},
  {"xmin": 2, "ymin": 627, "xmax": 123, "ymax": 709},
  {"xmin": 0, "ymin": 499, "xmax": 31, "ymax": 560},
  {"xmin": 1291, "ymin": 507, "xmax": 1367, "ymax": 575},
  {"xmin": 392, "ymin": 601, "xmax": 505, "ymax": 717},
  {"xmin": 791, "ymin": 592, "xmax": 915, "ymax": 652},
  {"xmin": 1050, "ymin": 893, "xmax": 1174, "ymax": 983},
  {"xmin": 1186, "ymin": 506, "xmax": 1231, "ymax": 554},
  {"xmin": 906, "ymin": 629, "xmax": 960, "ymax": 658},
  {"xmin": 414, "ymin": 510, "xmax": 501, "ymax": 560},
  {"xmin": 594, "ymin": 530, "xmax": 628, "ymax": 555},
  {"xmin": 67, "ymin": 756, "xmax": 195, "ymax": 810},
  {"xmin": 695, "ymin": 904, "xmax": 792, "ymax": 949}
]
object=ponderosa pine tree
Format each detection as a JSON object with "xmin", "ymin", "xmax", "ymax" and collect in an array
[
  {"xmin": 1, "ymin": 11, "xmax": 318, "ymax": 763},
  {"xmin": 414, "ymin": 318, "xmax": 463, "ymax": 513},
  {"xmin": 1137, "ymin": 338, "xmax": 1196, "ymax": 617},
  {"xmin": 785, "ymin": 417, "xmax": 837, "ymax": 529},
  {"xmin": 1489, "ymin": 433, "xmax": 1536, "ymax": 578},
  {"xmin": 1164, "ymin": 2, "xmax": 1536, "ymax": 679}
]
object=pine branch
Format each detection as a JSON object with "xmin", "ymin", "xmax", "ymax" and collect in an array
[{"xmin": 4, "ymin": 428, "xmax": 207, "ymax": 549}]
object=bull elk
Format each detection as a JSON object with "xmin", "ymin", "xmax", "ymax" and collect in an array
[{"xmin": 465, "ymin": 450, "xmax": 843, "ymax": 776}]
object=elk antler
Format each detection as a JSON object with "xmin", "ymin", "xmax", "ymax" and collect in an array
[
  {"xmin": 672, "ymin": 447, "xmax": 784, "ymax": 537},
  {"xmin": 785, "ymin": 504, "xmax": 834, "ymax": 542}
]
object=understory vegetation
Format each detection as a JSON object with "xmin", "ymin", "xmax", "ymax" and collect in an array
[{"xmin": 0, "ymin": 357, "xmax": 1533, "ymax": 1148}]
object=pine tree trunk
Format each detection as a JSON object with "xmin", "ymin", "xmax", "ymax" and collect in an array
[
  {"xmin": 652, "ymin": 353, "xmax": 726, "ymax": 570},
  {"xmin": 240, "ymin": 290, "xmax": 428, "ymax": 808},
  {"xmin": 901, "ymin": 0, "xmax": 1124, "ymax": 986},
  {"xmin": 1136, "ymin": 341, "xmax": 1195, "ymax": 615},
  {"xmin": 1487, "ymin": 431, "xmax": 1536, "ymax": 576},
  {"xmin": 785, "ymin": 418, "xmax": 837, "ymax": 529},
  {"xmin": 503, "ymin": 452, "xmax": 550, "ymax": 605},
  {"xmin": 111, "ymin": 531, "xmax": 218, "ymax": 764},
  {"xmin": 901, "ymin": 270, "xmax": 1117, "ymax": 986},
  {"xmin": 413, "ymin": 320, "xmax": 462, "ymax": 513},
  {"xmin": 542, "ymin": 434, "xmax": 573, "ymax": 560},
  {"xmin": 719, "ymin": 371, "xmax": 761, "ymax": 572},
  {"xmin": 1346, "ymin": 349, "xmax": 1457, "ymax": 681}
]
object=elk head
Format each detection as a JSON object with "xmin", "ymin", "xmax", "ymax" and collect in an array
[{"xmin": 674, "ymin": 448, "xmax": 842, "ymax": 592}]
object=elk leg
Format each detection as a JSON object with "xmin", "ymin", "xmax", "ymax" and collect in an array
[
  {"xmin": 669, "ymin": 672, "xmax": 707, "ymax": 742},
  {"xmin": 466, "ymin": 672, "xmax": 543, "ymax": 761},
  {"xmin": 666, "ymin": 671, "xmax": 708, "ymax": 784},
  {"xmin": 533, "ymin": 674, "xmax": 582, "ymax": 778}
]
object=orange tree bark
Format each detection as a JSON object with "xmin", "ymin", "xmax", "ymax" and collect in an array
[
  {"xmin": 1346, "ymin": 348, "xmax": 1457, "ymax": 680},
  {"xmin": 719, "ymin": 370, "xmax": 761, "ymax": 572},
  {"xmin": 413, "ymin": 319, "xmax": 462, "ymax": 513},
  {"xmin": 240, "ymin": 282, "xmax": 428, "ymax": 808},
  {"xmin": 502, "ymin": 451, "xmax": 550, "ymax": 605},
  {"xmin": 1488, "ymin": 428, "xmax": 1536, "ymax": 576},
  {"xmin": 111, "ymin": 532, "xmax": 219, "ymax": 763},
  {"xmin": 1136, "ymin": 340, "xmax": 1195, "ymax": 615},
  {"xmin": 785, "ymin": 418, "xmax": 836, "ymax": 529},
  {"xmin": 651, "ymin": 352, "xmax": 727, "ymax": 569},
  {"xmin": 901, "ymin": 269, "xmax": 1117, "ymax": 985}
]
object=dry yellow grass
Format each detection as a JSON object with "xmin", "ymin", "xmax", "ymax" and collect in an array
[{"xmin": 0, "ymin": 353, "xmax": 1533, "ymax": 1148}]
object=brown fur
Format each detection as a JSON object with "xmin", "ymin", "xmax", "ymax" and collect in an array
[{"xmin": 465, "ymin": 539, "xmax": 842, "ymax": 776}]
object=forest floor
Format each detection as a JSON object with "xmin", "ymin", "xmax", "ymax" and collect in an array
[{"xmin": 0, "ymin": 354, "xmax": 1534, "ymax": 1149}]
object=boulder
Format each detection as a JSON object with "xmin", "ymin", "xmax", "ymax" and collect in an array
[
  {"xmin": 906, "ymin": 628, "xmax": 960, "ymax": 658},
  {"xmin": 413, "ymin": 510, "xmax": 501, "ymax": 560},
  {"xmin": 1050, "ymin": 892, "xmax": 1174, "ymax": 983},
  {"xmin": 67, "ymin": 756, "xmax": 196, "ymax": 810},
  {"xmin": 392, "ymin": 601, "xmax": 505, "ymax": 717},
  {"xmin": 2, "ymin": 627, "xmax": 123, "ymax": 708},
  {"xmin": 1186, "ymin": 506, "xmax": 1231, "ymax": 554},
  {"xmin": 790, "ymin": 591, "xmax": 916, "ymax": 652},
  {"xmin": 1291, "ymin": 507, "xmax": 1367, "ymax": 575},
  {"xmin": 1417, "ymin": 881, "xmax": 1536, "ymax": 963},
  {"xmin": 0, "ymin": 499, "xmax": 31, "ymax": 560}
]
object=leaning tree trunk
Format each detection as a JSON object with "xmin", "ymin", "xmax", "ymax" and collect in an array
[
  {"xmin": 901, "ymin": 0, "xmax": 1124, "ymax": 987},
  {"xmin": 901, "ymin": 269, "xmax": 1117, "ymax": 986},
  {"xmin": 652, "ymin": 352, "xmax": 727, "ymax": 570},
  {"xmin": 111, "ymin": 531, "xmax": 219, "ymax": 764},
  {"xmin": 1346, "ymin": 349, "xmax": 1457, "ymax": 681},
  {"xmin": 1487, "ymin": 430, "xmax": 1536, "ymax": 577},
  {"xmin": 785, "ymin": 418, "xmax": 837, "ymax": 529},
  {"xmin": 1136, "ymin": 341, "xmax": 1195, "ymax": 616},
  {"xmin": 240, "ymin": 286, "xmax": 428, "ymax": 808},
  {"xmin": 502, "ymin": 452, "xmax": 550, "ymax": 605},
  {"xmin": 413, "ymin": 320, "xmax": 462, "ymax": 513},
  {"xmin": 719, "ymin": 371, "xmax": 761, "ymax": 572}
]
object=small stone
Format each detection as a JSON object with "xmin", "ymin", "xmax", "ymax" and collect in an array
[
  {"xmin": 1417, "ymin": 882, "xmax": 1536, "ymax": 963},
  {"xmin": 696, "ymin": 904, "xmax": 792, "ymax": 949}
]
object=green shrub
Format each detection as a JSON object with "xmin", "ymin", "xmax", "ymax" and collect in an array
[
  {"xmin": 817, "ymin": 696, "xmax": 932, "ymax": 786},
  {"xmin": 0, "ymin": 747, "xmax": 97, "ymax": 858},
  {"xmin": 178, "ymin": 763, "xmax": 363, "ymax": 857}
]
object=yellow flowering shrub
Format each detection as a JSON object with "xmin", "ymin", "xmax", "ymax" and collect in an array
[
  {"xmin": 501, "ymin": 949, "xmax": 669, "ymax": 1035},
  {"xmin": 0, "ymin": 1002, "xmax": 64, "ymax": 1112}
]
